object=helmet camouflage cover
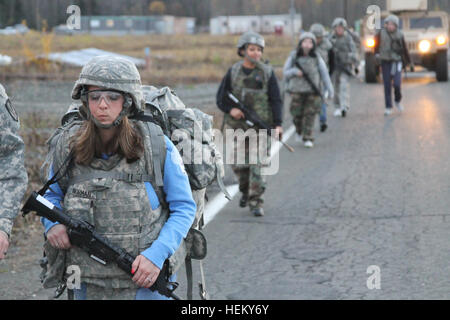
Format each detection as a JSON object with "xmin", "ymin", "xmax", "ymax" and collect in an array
[
  {"xmin": 237, "ymin": 31, "xmax": 265, "ymax": 50},
  {"xmin": 71, "ymin": 55, "xmax": 144, "ymax": 115},
  {"xmin": 310, "ymin": 23, "xmax": 326, "ymax": 38},
  {"xmin": 332, "ymin": 17, "xmax": 347, "ymax": 29}
]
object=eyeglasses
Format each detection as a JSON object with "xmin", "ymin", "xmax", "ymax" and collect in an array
[{"xmin": 85, "ymin": 90, "xmax": 124, "ymax": 106}]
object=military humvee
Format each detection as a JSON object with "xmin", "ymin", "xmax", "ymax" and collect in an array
[{"xmin": 362, "ymin": 0, "xmax": 449, "ymax": 82}]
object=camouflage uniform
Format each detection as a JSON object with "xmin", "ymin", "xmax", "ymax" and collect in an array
[
  {"xmin": 289, "ymin": 92, "xmax": 321, "ymax": 141},
  {"xmin": 0, "ymin": 83, "xmax": 28, "ymax": 238},
  {"xmin": 283, "ymin": 32, "xmax": 333, "ymax": 142},
  {"xmin": 330, "ymin": 18, "xmax": 358, "ymax": 114},
  {"xmin": 50, "ymin": 120, "xmax": 169, "ymax": 294},
  {"xmin": 310, "ymin": 23, "xmax": 333, "ymax": 127},
  {"xmin": 42, "ymin": 56, "xmax": 195, "ymax": 299},
  {"xmin": 223, "ymin": 32, "xmax": 275, "ymax": 212},
  {"xmin": 226, "ymin": 59, "xmax": 273, "ymax": 210}
]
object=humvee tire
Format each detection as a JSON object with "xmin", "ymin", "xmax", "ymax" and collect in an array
[
  {"xmin": 435, "ymin": 49, "xmax": 448, "ymax": 82},
  {"xmin": 365, "ymin": 52, "xmax": 378, "ymax": 83}
]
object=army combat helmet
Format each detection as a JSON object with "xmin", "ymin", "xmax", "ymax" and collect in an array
[
  {"xmin": 71, "ymin": 55, "xmax": 144, "ymax": 128},
  {"xmin": 332, "ymin": 17, "xmax": 348, "ymax": 29},
  {"xmin": 310, "ymin": 23, "xmax": 326, "ymax": 38},
  {"xmin": 236, "ymin": 31, "xmax": 265, "ymax": 57}
]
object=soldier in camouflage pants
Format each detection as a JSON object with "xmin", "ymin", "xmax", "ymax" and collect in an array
[
  {"xmin": 329, "ymin": 18, "xmax": 358, "ymax": 118},
  {"xmin": 40, "ymin": 56, "xmax": 196, "ymax": 300},
  {"xmin": 283, "ymin": 32, "xmax": 334, "ymax": 148},
  {"xmin": 216, "ymin": 31, "xmax": 283, "ymax": 217},
  {"xmin": 289, "ymin": 93, "xmax": 322, "ymax": 142},
  {"xmin": 0, "ymin": 83, "xmax": 28, "ymax": 260}
]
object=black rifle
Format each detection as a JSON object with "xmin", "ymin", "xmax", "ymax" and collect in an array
[
  {"xmin": 294, "ymin": 61, "xmax": 325, "ymax": 99},
  {"xmin": 227, "ymin": 92, "xmax": 294, "ymax": 153},
  {"xmin": 22, "ymin": 191, "xmax": 181, "ymax": 300}
]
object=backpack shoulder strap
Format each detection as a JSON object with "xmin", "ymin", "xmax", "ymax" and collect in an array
[
  {"xmin": 146, "ymin": 121, "xmax": 165, "ymax": 187},
  {"xmin": 145, "ymin": 121, "xmax": 168, "ymax": 209}
]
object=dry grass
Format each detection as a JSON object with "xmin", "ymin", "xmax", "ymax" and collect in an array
[
  {"xmin": 1, "ymin": 32, "xmax": 294, "ymax": 84},
  {"xmin": 4, "ymin": 32, "xmax": 294, "ymax": 238}
]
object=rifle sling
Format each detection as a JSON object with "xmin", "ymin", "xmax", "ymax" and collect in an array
[{"xmin": 294, "ymin": 61, "xmax": 322, "ymax": 97}]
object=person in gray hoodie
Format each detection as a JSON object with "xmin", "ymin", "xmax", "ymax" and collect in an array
[{"xmin": 283, "ymin": 32, "xmax": 334, "ymax": 148}]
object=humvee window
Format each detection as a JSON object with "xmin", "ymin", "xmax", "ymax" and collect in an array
[{"xmin": 410, "ymin": 17, "xmax": 443, "ymax": 29}]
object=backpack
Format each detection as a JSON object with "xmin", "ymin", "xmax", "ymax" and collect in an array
[
  {"xmin": 139, "ymin": 85, "xmax": 230, "ymax": 299},
  {"xmin": 42, "ymin": 86, "xmax": 227, "ymax": 300}
]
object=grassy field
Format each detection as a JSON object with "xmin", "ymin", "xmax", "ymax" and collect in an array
[{"xmin": 0, "ymin": 31, "xmax": 295, "ymax": 84}]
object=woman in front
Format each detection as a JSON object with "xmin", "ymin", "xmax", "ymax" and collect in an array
[{"xmin": 41, "ymin": 56, "xmax": 196, "ymax": 300}]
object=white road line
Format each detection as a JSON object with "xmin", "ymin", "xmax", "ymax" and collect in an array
[{"xmin": 203, "ymin": 125, "xmax": 296, "ymax": 226}]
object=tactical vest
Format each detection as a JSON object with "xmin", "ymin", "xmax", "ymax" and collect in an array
[
  {"xmin": 226, "ymin": 60, "xmax": 273, "ymax": 129},
  {"xmin": 50, "ymin": 120, "xmax": 170, "ymax": 290},
  {"xmin": 286, "ymin": 52, "xmax": 321, "ymax": 94},
  {"xmin": 379, "ymin": 29, "xmax": 404, "ymax": 62},
  {"xmin": 330, "ymin": 32, "xmax": 355, "ymax": 65}
]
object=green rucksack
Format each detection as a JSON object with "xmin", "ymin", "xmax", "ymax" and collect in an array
[{"xmin": 139, "ymin": 85, "xmax": 230, "ymax": 299}]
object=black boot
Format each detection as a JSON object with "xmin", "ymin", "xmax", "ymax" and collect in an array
[
  {"xmin": 239, "ymin": 193, "xmax": 248, "ymax": 208},
  {"xmin": 320, "ymin": 123, "xmax": 328, "ymax": 132}
]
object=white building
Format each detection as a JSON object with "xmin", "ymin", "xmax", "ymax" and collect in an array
[
  {"xmin": 55, "ymin": 15, "xmax": 196, "ymax": 35},
  {"xmin": 210, "ymin": 14, "xmax": 302, "ymax": 36}
]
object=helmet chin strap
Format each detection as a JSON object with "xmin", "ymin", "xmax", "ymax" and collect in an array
[{"xmin": 245, "ymin": 53, "xmax": 259, "ymax": 66}]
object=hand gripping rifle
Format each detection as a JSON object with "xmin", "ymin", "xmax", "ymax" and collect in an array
[
  {"xmin": 227, "ymin": 92, "xmax": 294, "ymax": 153},
  {"xmin": 22, "ymin": 191, "xmax": 181, "ymax": 300}
]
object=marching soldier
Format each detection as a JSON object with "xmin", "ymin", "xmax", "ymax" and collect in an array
[
  {"xmin": 329, "ymin": 18, "xmax": 359, "ymax": 118},
  {"xmin": 40, "ymin": 56, "xmax": 196, "ymax": 299},
  {"xmin": 283, "ymin": 32, "xmax": 334, "ymax": 148},
  {"xmin": 310, "ymin": 23, "xmax": 334, "ymax": 132},
  {"xmin": 216, "ymin": 31, "xmax": 283, "ymax": 217}
]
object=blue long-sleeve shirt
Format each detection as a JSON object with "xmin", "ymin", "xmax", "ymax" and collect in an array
[{"xmin": 41, "ymin": 136, "xmax": 196, "ymax": 270}]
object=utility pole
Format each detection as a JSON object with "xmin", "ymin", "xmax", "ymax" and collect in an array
[
  {"xmin": 343, "ymin": 0, "xmax": 348, "ymax": 22},
  {"xmin": 289, "ymin": 0, "xmax": 296, "ymax": 45}
]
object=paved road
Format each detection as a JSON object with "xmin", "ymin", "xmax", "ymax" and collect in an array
[
  {"xmin": 1, "ymin": 70, "xmax": 449, "ymax": 300},
  {"xmin": 182, "ymin": 71, "xmax": 450, "ymax": 300}
]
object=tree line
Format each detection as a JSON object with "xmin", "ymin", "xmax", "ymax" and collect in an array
[{"xmin": 0, "ymin": 0, "xmax": 448, "ymax": 31}]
